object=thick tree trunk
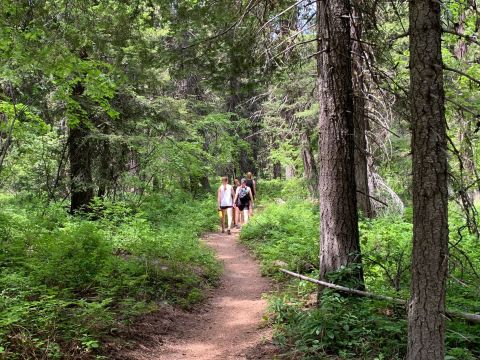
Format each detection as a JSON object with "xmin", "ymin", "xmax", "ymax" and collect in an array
[
  {"xmin": 300, "ymin": 130, "xmax": 318, "ymax": 197},
  {"xmin": 200, "ymin": 176, "xmax": 211, "ymax": 192},
  {"xmin": 407, "ymin": 0, "xmax": 449, "ymax": 358},
  {"xmin": 69, "ymin": 126, "xmax": 93, "ymax": 212},
  {"xmin": 317, "ymin": 0, "xmax": 364, "ymax": 287},
  {"xmin": 273, "ymin": 162, "xmax": 282, "ymax": 179},
  {"xmin": 97, "ymin": 138, "xmax": 113, "ymax": 198},
  {"xmin": 351, "ymin": 7, "xmax": 373, "ymax": 218},
  {"xmin": 285, "ymin": 164, "xmax": 295, "ymax": 179},
  {"xmin": 69, "ymin": 82, "xmax": 94, "ymax": 213}
]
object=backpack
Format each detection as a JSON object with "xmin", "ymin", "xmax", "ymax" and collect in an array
[{"xmin": 238, "ymin": 187, "xmax": 250, "ymax": 204}]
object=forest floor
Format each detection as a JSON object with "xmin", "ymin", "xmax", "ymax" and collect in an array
[{"xmin": 118, "ymin": 227, "xmax": 278, "ymax": 360}]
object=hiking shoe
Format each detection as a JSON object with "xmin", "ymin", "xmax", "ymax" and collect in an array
[
  {"xmin": 221, "ymin": 229, "xmax": 225, "ymax": 233},
  {"xmin": 227, "ymin": 229, "xmax": 231, "ymax": 235}
]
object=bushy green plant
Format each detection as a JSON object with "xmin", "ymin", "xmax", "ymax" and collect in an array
[
  {"xmin": 244, "ymin": 197, "xmax": 480, "ymax": 359},
  {"xmin": 257, "ymin": 178, "xmax": 309, "ymax": 201},
  {"xmin": 360, "ymin": 216, "xmax": 412, "ymax": 294},
  {"xmin": 270, "ymin": 290, "xmax": 406, "ymax": 360},
  {"xmin": 240, "ymin": 200, "xmax": 319, "ymax": 275},
  {"xmin": 256, "ymin": 179, "xmax": 285, "ymax": 200},
  {"xmin": 0, "ymin": 192, "xmax": 220, "ymax": 358}
]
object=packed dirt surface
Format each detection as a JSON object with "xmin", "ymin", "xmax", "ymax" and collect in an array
[{"xmin": 123, "ymin": 228, "xmax": 277, "ymax": 360}]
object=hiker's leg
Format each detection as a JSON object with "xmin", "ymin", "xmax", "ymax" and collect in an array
[
  {"xmin": 226, "ymin": 207, "xmax": 233, "ymax": 230},
  {"xmin": 243, "ymin": 208, "xmax": 249, "ymax": 224},
  {"xmin": 235, "ymin": 207, "xmax": 241, "ymax": 227},
  {"xmin": 220, "ymin": 209, "xmax": 225, "ymax": 232}
]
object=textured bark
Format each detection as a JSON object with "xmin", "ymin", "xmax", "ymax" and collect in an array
[
  {"xmin": 200, "ymin": 176, "xmax": 211, "ymax": 192},
  {"xmin": 97, "ymin": 138, "xmax": 113, "ymax": 198},
  {"xmin": 351, "ymin": 7, "xmax": 373, "ymax": 218},
  {"xmin": 300, "ymin": 130, "xmax": 318, "ymax": 197},
  {"xmin": 273, "ymin": 162, "xmax": 282, "ymax": 179},
  {"xmin": 68, "ymin": 95, "xmax": 94, "ymax": 212},
  {"xmin": 317, "ymin": 0, "xmax": 364, "ymax": 286},
  {"xmin": 407, "ymin": 0, "xmax": 449, "ymax": 358},
  {"xmin": 285, "ymin": 164, "xmax": 295, "ymax": 179}
]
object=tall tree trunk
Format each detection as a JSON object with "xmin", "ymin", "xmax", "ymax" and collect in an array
[
  {"xmin": 407, "ymin": 0, "xmax": 449, "ymax": 358},
  {"xmin": 300, "ymin": 130, "xmax": 318, "ymax": 197},
  {"xmin": 351, "ymin": 6, "xmax": 373, "ymax": 218},
  {"xmin": 317, "ymin": 0, "xmax": 364, "ymax": 287},
  {"xmin": 200, "ymin": 175, "xmax": 211, "ymax": 192},
  {"xmin": 273, "ymin": 162, "xmax": 282, "ymax": 179},
  {"xmin": 68, "ymin": 89, "xmax": 94, "ymax": 212},
  {"xmin": 97, "ymin": 138, "xmax": 113, "ymax": 198}
]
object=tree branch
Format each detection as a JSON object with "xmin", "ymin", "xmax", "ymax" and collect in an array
[
  {"xmin": 444, "ymin": 65, "xmax": 480, "ymax": 86},
  {"xmin": 443, "ymin": 28, "xmax": 480, "ymax": 47},
  {"xmin": 279, "ymin": 268, "xmax": 480, "ymax": 324}
]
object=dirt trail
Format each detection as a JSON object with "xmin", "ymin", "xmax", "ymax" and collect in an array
[{"xmin": 125, "ymin": 228, "xmax": 276, "ymax": 360}]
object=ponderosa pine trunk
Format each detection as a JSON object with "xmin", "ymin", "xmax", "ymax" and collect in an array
[
  {"xmin": 407, "ymin": 0, "xmax": 449, "ymax": 358},
  {"xmin": 69, "ymin": 82, "xmax": 94, "ymax": 213},
  {"xmin": 300, "ymin": 130, "xmax": 318, "ymax": 197},
  {"xmin": 351, "ymin": 6, "xmax": 373, "ymax": 218},
  {"xmin": 273, "ymin": 162, "xmax": 282, "ymax": 179},
  {"xmin": 317, "ymin": 0, "xmax": 364, "ymax": 286}
]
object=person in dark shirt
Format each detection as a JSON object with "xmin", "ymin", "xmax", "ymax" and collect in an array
[
  {"xmin": 232, "ymin": 177, "xmax": 241, "ymax": 228},
  {"xmin": 245, "ymin": 172, "xmax": 256, "ymax": 215},
  {"xmin": 233, "ymin": 178, "xmax": 254, "ymax": 225}
]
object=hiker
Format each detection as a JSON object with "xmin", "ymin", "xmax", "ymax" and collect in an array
[
  {"xmin": 217, "ymin": 176, "xmax": 235, "ymax": 235},
  {"xmin": 245, "ymin": 172, "xmax": 256, "ymax": 215},
  {"xmin": 232, "ymin": 177, "xmax": 241, "ymax": 228},
  {"xmin": 234, "ymin": 178, "xmax": 254, "ymax": 225}
]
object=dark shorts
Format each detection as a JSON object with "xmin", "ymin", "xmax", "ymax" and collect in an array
[
  {"xmin": 220, "ymin": 206, "xmax": 232, "ymax": 210},
  {"xmin": 237, "ymin": 204, "xmax": 249, "ymax": 211}
]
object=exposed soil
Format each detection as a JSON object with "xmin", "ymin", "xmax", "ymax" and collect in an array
[{"xmin": 114, "ymin": 228, "xmax": 278, "ymax": 360}]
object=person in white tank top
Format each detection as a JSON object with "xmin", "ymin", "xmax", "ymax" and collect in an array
[{"xmin": 217, "ymin": 176, "xmax": 235, "ymax": 234}]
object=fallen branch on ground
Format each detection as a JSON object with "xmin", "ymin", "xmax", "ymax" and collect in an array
[{"xmin": 279, "ymin": 268, "xmax": 480, "ymax": 324}]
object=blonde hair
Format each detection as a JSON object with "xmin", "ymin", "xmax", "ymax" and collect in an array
[
  {"xmin": 221, "ymin": 176, "xmax": 228, "ymax": 182},
  {"xmin": 247, "ymin": 172, "xmax": 253, "ymax": 179}
]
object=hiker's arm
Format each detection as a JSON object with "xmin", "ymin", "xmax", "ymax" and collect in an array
[
  {"xmin": 249, "ymin": 190, "xmax": 254, "ymax": 204},
  {"xmin": 233, "ymin": 189, "xmax": 238, "ymax": 205},
  {"xmin": 253, "ymin": 180, "xmax": 257, "ymax": 197},
  {"xmin": 217, "ymin": 188, "xmax": 221, "ymax": 209},
  {"xmin": 231, "ymin": 188, "xmax": 236, "ymax": 205}
]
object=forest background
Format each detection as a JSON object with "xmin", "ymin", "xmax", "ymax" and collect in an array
[{"xmin": 1, "ymin": 0, "xmax": 480, "ymax": 359}]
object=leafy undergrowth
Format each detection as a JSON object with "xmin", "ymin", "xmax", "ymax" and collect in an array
[
  {"xmin": 0, "ymin": 193, "xmax": 220, "ymax": 359},
  {"xmin": 242, "ymin": 180, "xmax": 480, "ymax": 360}
]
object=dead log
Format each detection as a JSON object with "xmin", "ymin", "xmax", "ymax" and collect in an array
[{"xmin": 279, "ymin": 268, "xmax": 480, "ymax": 324}]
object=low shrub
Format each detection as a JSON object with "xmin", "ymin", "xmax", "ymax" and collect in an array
[
  {"xmin": 270, "ymin": 290, "xmax": 407, "ymax": 360},
  {"xmin": 0, "ymin": 193, "xmax": 220, "ymax": 359},
  {"xmin": 243, "ymin": 195, "xmax": 480, "ymax": 359},
  {"xmin": 240, "ymin": 200, "xmax": 319, "ymax": 275}
]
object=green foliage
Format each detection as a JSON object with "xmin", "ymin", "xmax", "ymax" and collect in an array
[
  {"xmin": 360, "ymin": 216, "xmax": 412, "ymax": 294},
  {"xmin": 270, "ymin": 291, "xmax": 406, "ymax": 359},
  {"xmin": 242, "ymin": 192, "xmax": 480, "ymax": 359},
  {"xmin": 0, "ymin": 193, "xmax": 220, "ymax": 358},
  {"xmin": 257, "ymin": 178, "xmax": 310, "ymax": 201},
  {"xmin": 240, "ymin": 188, "xmax": 319, "ymax": 275}
]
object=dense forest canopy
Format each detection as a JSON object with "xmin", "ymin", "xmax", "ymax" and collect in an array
[{"xmin": 1, "ymin": 0, "xmax": 480, "ymax": 359}]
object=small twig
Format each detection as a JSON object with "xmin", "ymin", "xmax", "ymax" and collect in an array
[
  {"xmin": 444, "ymin": 65, "xmax": 480, "ymax": 86},
  {"xmin": 257, "ymin": 0, "xmax": 312, "ymax": 33},
  {"xmin": 356, "ymin": 189, "xmax": 388, "ymax": 207},
  {"xmin": 443, "ymin": 28, "xmax": 480, "ymax": 47}
]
